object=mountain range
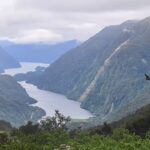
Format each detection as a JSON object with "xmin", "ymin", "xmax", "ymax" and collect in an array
[
  {"xmin": 22, "ymin": 17, "xmax": 150, "ymax": 124},
  {"xmin": 0, "ymin": 47, "xmax": 20, "ymax": 73},
  {"xmin": 0, "ymin": 40, "xmax": 78, "ymax": 63}
]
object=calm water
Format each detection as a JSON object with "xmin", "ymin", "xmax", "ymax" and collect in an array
[
  {"xmin": 4, "ymin": 62, "xmax": 93, "ymax": 119},
  {"xmin": 4, "ymin": 62, "xmax": 49, "ymax": 76}
]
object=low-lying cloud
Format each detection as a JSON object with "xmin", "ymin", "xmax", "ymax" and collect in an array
[{"xmin": 0, "ymin": 0, "xmax": 150, "ymax": 43}]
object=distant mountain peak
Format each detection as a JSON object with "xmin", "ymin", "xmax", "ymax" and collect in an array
[
  {"xmin": 0, "ymin": 46, "xmax": 20, "ymax": 73},
  {"xmin": 121, "ymin": 19, "xmax": 139, "ymax": 26},
  {"xmin": 0, "ymin": 40, "xmax": 79, "ymax": 63}
]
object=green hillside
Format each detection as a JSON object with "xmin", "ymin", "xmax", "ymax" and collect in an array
[{"xmin": 0, "ymin": 75, "xmax": 45, "ymax": 127}]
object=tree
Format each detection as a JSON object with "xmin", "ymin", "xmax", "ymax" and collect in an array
[
  {"xmin": 0, "ymin": 132, "xmax": 9, "ymax": 144},
  {"xmin": 19, "ymin": 121, "xmax": 40, "ymax": 135},
  {"xmin": 40, "ymin": 110, "xmax": 71, "ymax": 132},
  {"xmin": 101, "ymin": 122, "xmax": 112, "ymax": 136}
]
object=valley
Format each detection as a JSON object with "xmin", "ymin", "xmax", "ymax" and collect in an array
[
  {"xmin": 1, "ymin": 1, "xmax": 150, "ymax": 149},
  {"xmin": 1, "ymin": 40, "xmax": 78, "ymax": 63},
  {"xmin": 0, "ymin": 75, "xmax": 45, "ymax": 127},
  {"xmin": 3, "ymin": 62, "xmax": 93, "ymax": 121},
  {"xmin": 24, "ymin": 17, "xmax": 150, "ymax": 124}
]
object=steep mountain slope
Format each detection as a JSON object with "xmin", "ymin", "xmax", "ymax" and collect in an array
[
  {"xmin": 0, "ymin": 40, "xmax": 78, "ymax": 63},
  {"xmin": 0, "ymin": 75, "xmax": 45, "ymax": 127},
  {"xmin": 82, "ymin": 18, "xmax": 150, "ymax": 122},
  {"xmin": 23, "ymin": 17, "xmax": 150, "ymax": 123},
  {"xmin": 0, "ymin": 47, "xmax": 20, "ymax": 73},
  {"xmin": 33, "ymin": 21, "xmax": 134, "ymax": 93}
]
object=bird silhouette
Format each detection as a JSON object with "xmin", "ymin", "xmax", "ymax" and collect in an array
[{"xmin": 145, "ymin": 74, "xmax": 150, "ymax": 80}]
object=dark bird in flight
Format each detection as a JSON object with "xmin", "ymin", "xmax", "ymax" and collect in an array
[{"xmin": 145, "ymin": 74, "xmax": 150, "ymax": 80}]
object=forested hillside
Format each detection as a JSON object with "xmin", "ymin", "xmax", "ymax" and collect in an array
[{"xmin": 0, "ymin": 75, "xmax": 45, "ymax": 127}]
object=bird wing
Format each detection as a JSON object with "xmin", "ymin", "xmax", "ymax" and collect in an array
[{"xmin": 145, "ymin": 74, "xmax": 150, "ymax": 80}]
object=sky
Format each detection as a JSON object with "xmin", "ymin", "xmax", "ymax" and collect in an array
[{"xmin": 0, "ymin": 0, "xmax": 150, "ymax": 44}]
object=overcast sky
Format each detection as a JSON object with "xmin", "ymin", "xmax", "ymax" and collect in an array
[{"xmin": 0, "ymin": 0, "xmax": 150, "ymax": 44}]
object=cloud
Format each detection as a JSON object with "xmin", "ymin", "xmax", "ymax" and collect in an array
[
  {"xmin": 16, "ymin": 0, "xmax": 150, "ymax": 12},
  {"xmin": 68, "ymin": 23, "xmax": 98, "ymax": 30},
  {"xmin": 2, "ymin": 29, "xmax": 63, "ymax": 44},
  {"xmin": 0, "ymin": 0, "xmax": 150, "ymax": 43}
]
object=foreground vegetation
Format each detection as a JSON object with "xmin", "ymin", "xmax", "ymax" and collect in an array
[
  {"xmin": 1, "ymin": 129, "xmax": 150, "ymax": 150},
  {"xmin": 1, "ymin": 110, "xmax": 150, "ymax": 150}
]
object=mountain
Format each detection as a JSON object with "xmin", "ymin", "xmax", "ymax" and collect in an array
[
  {"xmin": 111, "ymin": 103, "xmax": 150, "ymax": 137},
  {"xmin": 0, "ymin": 47, "xmax": 20, "ymax": 73},
  {"xmin": 0, "ymin": 75, "xmax": 45, "ymax": 127},
  {"xmin": 86, "ymin": 103, "xmax": 150, "ymax": 137},
  {"xmin": 0, "ymin": 120, "xmax": 12, "ymax": 131},
  {"xmin": 17, "ymin": 17, "xmax": 150, "ymax": 123},
  {"xmin": 0, "ymin": 40, "xmax": 79, "ymax": 63}
]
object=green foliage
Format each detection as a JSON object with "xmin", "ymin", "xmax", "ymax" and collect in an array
[
  {"xmin": 1, "ymin": 127, "xmax": 150, "ymax": 150},
  {"xmin": 100, "ymin": 122, "xmax": 112, "ymax": 136},
  {"xmin": 40, "ymin": 110, "xmax": 71, "ymax": 132},
  {"xmin": 0, "ymin": 132, "xmax": 9, "ymax": 144},
  {"xmin": 19, "ymin": 121, "xmax": 39, "ymax": 135},
  {"xmin": 2, "ymin": 111, "xmax": 150, "ymax": 149},
  {"xmin": 110, "ymin": 103, "xmax": 150, "ymax": 137}
]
